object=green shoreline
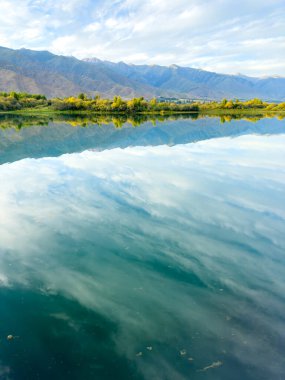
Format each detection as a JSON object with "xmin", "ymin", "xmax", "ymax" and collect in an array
[{"xmin": 0, "ymin": 93, "xmax": 284, "ymax": 128}]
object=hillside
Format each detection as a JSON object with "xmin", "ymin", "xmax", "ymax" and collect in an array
[
  {"xmin": 0, "ymin": 46, "xmax": 284, "ymax": 100},
  {"xmin": 0, "ymin": 46, "xmax": 158, "ymax": 99},
  {"xmin": 87, "ymin": 59, "xmax": 285, "ymax": 101}
]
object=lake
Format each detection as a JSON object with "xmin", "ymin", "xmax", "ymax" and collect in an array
[{"xmin": 0, "ymin": 114, "xmax": 284, "ymax": 380}]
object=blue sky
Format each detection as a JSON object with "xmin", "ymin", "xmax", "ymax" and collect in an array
[{"xmin": 0, "ymin": 0, "xmax": 284, "ymax": 76}]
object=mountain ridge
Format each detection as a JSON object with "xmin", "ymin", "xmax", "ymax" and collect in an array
[{"xmin": 0, "ymin": 46, "xmax": 284, "ymax": 100}]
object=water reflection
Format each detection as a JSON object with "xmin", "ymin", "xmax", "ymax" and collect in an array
[
  {"xmin": 0, "ymin": 114, "xmax": 284, "ymax": 166},
  {"xmin": 0, "ymin": 134, "xmax": 284, "ymax": 379},
  {"xmin": 0, "ymin": 112, "xmax": 284, "ymax": 130}
]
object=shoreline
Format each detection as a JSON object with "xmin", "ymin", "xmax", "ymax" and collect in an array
[{"xmin": 0, "ymin": 108, "xmax": 284, "ymax": 117}]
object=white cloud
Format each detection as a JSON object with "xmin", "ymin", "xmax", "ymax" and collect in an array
[
  {"xmin": 0, "ymin": 0, "xmax": 284, "ymax": 76},
  {"xmin": 84, "ymin": 22, "xmax": 101, "ymax": 32}
]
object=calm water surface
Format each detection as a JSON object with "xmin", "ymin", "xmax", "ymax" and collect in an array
[{"xmin": 0, "ymin": 116, "xmax": 284, "ymax": 380}]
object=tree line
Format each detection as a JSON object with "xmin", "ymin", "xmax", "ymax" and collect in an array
[{"xmin": 0, "ymin": 92, "xmax": 284, "ymax": 113}]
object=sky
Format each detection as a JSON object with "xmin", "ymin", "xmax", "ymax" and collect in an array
[{"xmin": 0, "ymin": 0, "xmax": 284, "ymax": 76}]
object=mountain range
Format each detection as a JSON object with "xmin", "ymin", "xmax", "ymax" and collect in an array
[{"xmin": 0, "ymin": 46, "xmax": 284, "ymax": 101}]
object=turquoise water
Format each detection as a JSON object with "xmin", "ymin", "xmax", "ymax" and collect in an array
[{"xmin": 0, "ymin": 116, "xmax": 284, "ymax": 379}]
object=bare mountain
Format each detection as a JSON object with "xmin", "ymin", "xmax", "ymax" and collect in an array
[
  {"xmin": 0, "ymin": 46, "xmax": 284, "ymax": 100},
  {"xmin": 0, "ymin": 46, "xmax": 159, "ymax": 98},
  {"xmin": 86, "ymin": 59, "xmax": 285, "ymax": 101}
]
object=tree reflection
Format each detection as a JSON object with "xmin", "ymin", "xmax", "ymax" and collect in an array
[{"xmin": 0, "ymin": 111, "xmax": 282, "ymax": 130}]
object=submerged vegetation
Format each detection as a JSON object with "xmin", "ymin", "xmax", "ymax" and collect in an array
[{"xmin": 0, "ymin": 91, "xmax": 285, "ymax": 114}]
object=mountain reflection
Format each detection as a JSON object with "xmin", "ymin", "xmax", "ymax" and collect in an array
[{"xmin": 0, "ymin": 114, "xmax": 284, "ymax": 166}]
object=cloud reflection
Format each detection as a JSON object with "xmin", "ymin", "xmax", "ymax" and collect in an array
[{"xmin": 0, "ymin": 134, "xmax": 285, "ymax": 379}]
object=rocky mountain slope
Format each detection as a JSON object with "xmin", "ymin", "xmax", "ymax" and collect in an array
[{"xmin": 0, "ymin": 46, "xmax": 284, "ymax": 100}]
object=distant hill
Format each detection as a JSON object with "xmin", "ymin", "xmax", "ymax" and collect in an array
[
  {"xmin": 86, "ymin": 59, "xmax": 285, "ymax": 101},
  {"xmin": 0, "ymin": 46, "xmax": 158, "ymax": 99},
  {"xmin": 0, "ymin": 46, "xmax": 284, "ymax": 100}
]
